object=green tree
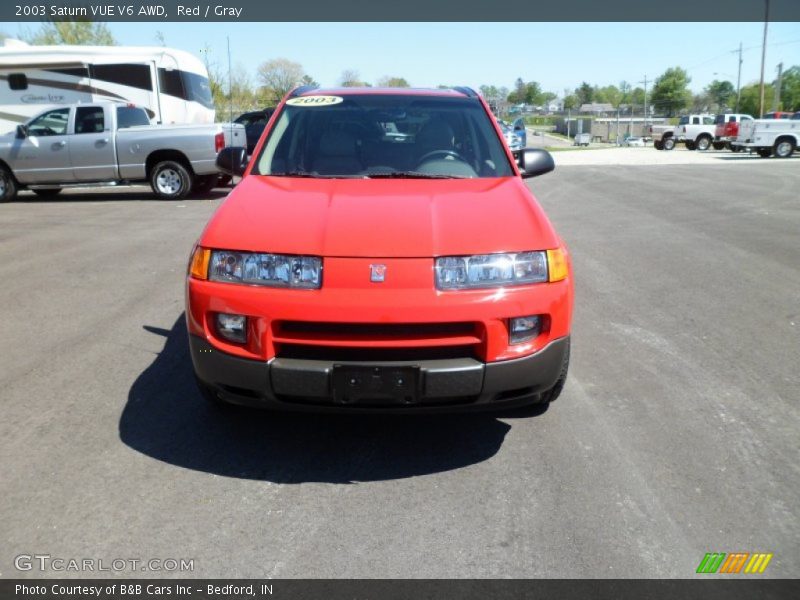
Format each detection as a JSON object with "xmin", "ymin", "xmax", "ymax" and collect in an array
[
  {"xmin": 22, "ymin": 21, "xmax": 115, "ymax": 45},
  {"xmin": 524, "ymin": 81, "xmax": 543, "ymax": 105},
  {"xmin": 705, "ymin": 80, "xmax": 735, "ymax": 110},
  {"xmin": 507, "ymin": 77, "xmax": 527, "ymax": 104},
  {"xmin": 377, "ymin": 76, "xmax": 410, "ymax": 87},
  {"xmin": 651, "ymin": 67, "xmax": 692, "ymax": 116},
  {"xmin": 563, "ymin": 94, "xmax": 578, "ymax": 110},
  {"xmin": 739, "ymin": 82, "xmax": 775, "ymax": 116},
  {"xmin": 575, "ymin": 82, "xmax": 594, "ymax": 106},
  {"xmin": 777, "ymin": 65, "xmax": 800, "ymax": 110},
  {"xmin": 257, "ymin": 58, "xmax": 305, "ymax": 104},
  {"xmin": 300, "ymin": 74, "xmax": 319, "ymax": 87},
  {"xmin": 594, "ymin": 84, "xmax": 622, "ymax": 107}
]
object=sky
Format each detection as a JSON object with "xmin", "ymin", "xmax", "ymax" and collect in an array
[{"xmin": 3, "ymin": 21, "xmax": 799, "ymax": 94}]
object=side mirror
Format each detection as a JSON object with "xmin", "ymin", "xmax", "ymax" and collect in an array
[
  {"xmin": 517, "ymin": 148, "xmax": 554, "ymax": 179},
  {"xmin": 16, "ymin": 124, "xmax": 28, "ymax": 139},
  {"xmin": 216, "ymin": 146, "xmax": 248, "ymax": 177}
]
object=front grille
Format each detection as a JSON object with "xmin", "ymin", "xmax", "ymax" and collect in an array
[{"xmin": 272, "ymin": 320, "xmax": 485, "ymax": 361}]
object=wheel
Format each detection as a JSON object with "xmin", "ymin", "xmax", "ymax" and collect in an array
[
  {"xmin": 712, "ymin": 142, "xmax": 726, "ymax": 151},
  {"xmin": 757, "ymin": 148, "xmax": 772, "ymax": 158},
  {"xmin": 0, "ymin": 166, "xmax": 18, "ymax": 202},
  {"xmin": 654, "ymin": 140, "xmax": 664, "ymax": 150},
  {"xmin": 33, "ymin": 188, "xmax": 62, "ymax": 198},
  {"xmin": 191, "ymin": 174, "xmax": 218, "ymax": 196},
  {"xmin": 662, "ymin": 137, "xmax": 675, "ymax": 151},
  {"xmin": 685, "ymin": 141, "xmax": 697, "ymax": 151},
  {"xmin": 150, "ymin": 160, "xmax": 193, "ymax": 200},
  {"xmin": 537, "ymin": 338, "xmax": 570, "ymax": 405},
  {"xmin": 773, "ymin": 138, "xmax": 795, "ymax": 159},
  {"xmin": 695, "ymin": 136, "xmax": 712, "ymax": 151}
]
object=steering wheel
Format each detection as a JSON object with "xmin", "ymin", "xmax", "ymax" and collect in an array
[{"xmin": 416, "ymin": 149, "xmax": 466, "ymax": 165}]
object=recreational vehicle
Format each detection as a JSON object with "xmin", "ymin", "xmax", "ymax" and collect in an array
[{"xmin": 0, "ymin": 39, "xmax": 215, "ymax": 133}]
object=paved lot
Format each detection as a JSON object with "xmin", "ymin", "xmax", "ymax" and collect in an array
[{"xmin": 1, "ymin": 160, "xmax": 798, "ymax": 578}]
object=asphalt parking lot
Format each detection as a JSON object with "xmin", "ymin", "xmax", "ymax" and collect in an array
[{"xmin": 1, "ymin": 154, "xmax": 798, "ymax": 578}]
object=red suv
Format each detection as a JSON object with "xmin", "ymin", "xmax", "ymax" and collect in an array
[{"xmin": 187, "ymin": 87, "xmax": 573, "ymax": 411}]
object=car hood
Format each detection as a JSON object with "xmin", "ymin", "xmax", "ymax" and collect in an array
[{"xmin": 202, "ymin": 175, "xmax": 559, "ymax": 258}]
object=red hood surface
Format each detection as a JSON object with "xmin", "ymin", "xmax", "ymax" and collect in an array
[{"xmin": 201, "ymin": 176, "xmax": 559, "ymax": 258}]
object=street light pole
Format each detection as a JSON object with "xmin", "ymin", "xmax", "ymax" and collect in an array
[{"xmin": 736, "ymin": 41, "xmax": 743, "ymax": 112}]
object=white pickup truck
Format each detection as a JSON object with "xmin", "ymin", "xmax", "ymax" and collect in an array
[
  {"xmin": 661, "ymin": 114, "xmax": 716, "ymax": 151},
  {"xmin": 731, "ymin": 112, "xmax": 800, "ymax": 158},
  {"xmin": 0, "ymin": 102, "xmax": 245, "ymax": 201}
]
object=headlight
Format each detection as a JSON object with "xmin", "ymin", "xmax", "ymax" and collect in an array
[
  {"xmin": 435, "ymin": 251, "xmax": 548, "ymax": 290},
  {"xmin": 209, "ymin": 250, "xmax": 322, "ymax": 289}
]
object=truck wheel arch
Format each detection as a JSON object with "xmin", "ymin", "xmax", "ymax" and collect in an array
[{"xmin": 145, "ymin": 150, "xmax": 195, "ymax": 179}]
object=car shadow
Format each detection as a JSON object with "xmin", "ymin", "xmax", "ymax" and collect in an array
[
  {"xmin": 13, "ymin": 189, "xmax": 230, "ymax": 203},
  {"xmin": 119, "ymin": 315, "xmax": 542, "ymax": 483}
]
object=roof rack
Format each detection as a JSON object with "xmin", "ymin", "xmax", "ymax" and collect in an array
[
  {"xmin": 288, "ymin": 85, "xmax": 319, "ymax": 98},
  {"xmin": 452, "ymin": 86, "xmax": 478, "ymax": 98}
]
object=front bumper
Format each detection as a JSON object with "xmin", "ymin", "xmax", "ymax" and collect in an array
[{"xmin": 190, "ymin": 334, "xmax": 570, "ymax": 412}]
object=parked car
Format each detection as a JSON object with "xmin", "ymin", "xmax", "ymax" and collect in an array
[
  {"xmin": 497, "ymin": 118, "xmax": 526, "ymax": 151},
  {"xmin": 188, "ymin": 86, "xmax": 573, "ymax": 412},
  {"xmin": 731, "ymin": 111, "xmax": 800, "ymax": 158},
  {"xmin": 713, "ymin": 113, "xmax": 753, "ymax": 151},
  {"xmin": 662, "ymin": 114, "xmax": 716, "ymax": 151},
  {"xmin": 624, "ymin": 136, "xmax": 645, "ymax": 147},
  {"xmin": 234, "ymin": 108, "xmax": 275, "ymax": 154},
  {"xmin": 0, "ymin": 102, "xmax": 244, "ymax": 201},
  {"xmin": 648, "ymin": 124, "xmax": 673, "ymax": 149}
]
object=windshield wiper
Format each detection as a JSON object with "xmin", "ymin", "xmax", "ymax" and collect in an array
[{"xmin": 366, "ymin": 171, "xmax": 465, "ymax": 179}]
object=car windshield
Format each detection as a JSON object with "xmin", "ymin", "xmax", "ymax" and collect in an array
[{"xmin": 254, "ymin": 94, "xmax": 514, "ymax": 179}]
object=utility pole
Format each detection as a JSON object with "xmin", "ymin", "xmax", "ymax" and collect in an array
[
  {"xmin": 735, "ymin": 42, "xmax": 743, "ymax": 112},
  {"xmin": 773, "ymin": 62, "xmax": 783, "ymax": 111},
  {"xmin": 758, "ymin": 0, "xmax": 770, "ymax": 118},
  {"xmin": 638, "ymin": 75, "xmax": 648, "ymax": 134},
  {"xmin": 566, "ymin": 107, "xmax": 571, "ymax": 139},
  {"xmin": 227, "ymin": 36, "xmax": 233, "ymax": 123}
]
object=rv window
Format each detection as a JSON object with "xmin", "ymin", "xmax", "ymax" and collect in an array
[
  {"xmin": 46, "ymin": 67, "xmax": 90, "ymax": 79},
  {"xmin": 75, "ymin": 107, "xmax": 105, "ymax": 134},
  {"xmin": 91, "ymin": 64, "xmax": 152, "ymax": 91},
  {"xmin": 158, "ymin": 68, "xmax": 214, "ymax": 109},
  {"xmin": 9, "ymin": 73, "xmax": 27, "ymax": 90},
  {"xmin": 28, "ymin": 108, "xmax": 70, "ymax": 136},
  {"xmin": 158, "ymin": 68, "xmax": 184, "ymax": 98}
]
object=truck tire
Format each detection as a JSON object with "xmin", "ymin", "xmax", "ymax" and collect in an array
[
  {"xmin": 662, "ymin": 137, "xmax": 675, "ymax": 151},
  {"xmin": 0, "ymin": 166, "xmax": 18, "ymax": 202},
  {"xmin": 757, "ymin": 148, "xmax": 772, "ymax": 158},
  {"xmin": 654, "ymin": 140, "xmax": 664, "ymax": 150},
  {"xmin": 150, "ymin": 160, "xmax": 193, "ymax": 200},
  {"xmin": 695, "ymin": 135, "xmax": 712, "ymax": 151},
  {"xmin": 712, "ymin": 142, "xmax": 726, "ymax": 151},
  {"xmin": 773, "ymin": 138, "xmax": 795, "ymax": 159},
  {"xmin": 33, "ymin": 189, "xmax": 62, "ymax": 198},
  {"xmin": 685, "ymin": 141, "xmax": 697, "ymax": 151},
  {"xmin": 192, "ymin": 175, "xmax": 218, "ymax": 196}
]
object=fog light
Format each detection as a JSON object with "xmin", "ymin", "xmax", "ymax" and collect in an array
[
  {"xmin": 509, "ymin": 315, "xmax": 541, "ymax": 344},
  {"xmin": 216, "ymin": 313, "xmax": 247, "ymax": 343}
]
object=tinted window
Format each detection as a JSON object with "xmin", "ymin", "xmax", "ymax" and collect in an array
[
  {"xmin": 46, "ymin": 67, "xmax": 90, "ymax": 79},
  {"xmin": 75, "ymin": 107, "xmax": 105, "ymax": 134},
  {"xmin": 692, "ymin": 117, "xmax": 700, "ymax": 125},
  {"xmin": 255, "ymin": 94, "xmax": 514, "ymax": 179},
  {"xmin": 91, "ymin": 63, "xmax": 152, "ymax": 91},
  {"xmin": 728, "ymin": 116, "xmax": 736, "ymax": 122},
  {"xmin": 703, "ymin": 117, "xmax": 714, "ymax": 125},
  {"xmin": 9, "ymin": 73, "xmax": 27, "ymax": 90},
  {"xmin": 27, "ymin": 108, "xmax": 70, "ymax": 136},
  {"xmin": 714, "ymin": 115, "xmax": 724, "ymax": 124},
  {"xmin": 158, "ymin": 68, "xmax": 213, "ymax": 109},
  {"xmin": 116, "ymin": 106, "xmax": 150, "ymax": 128},
  {"xmin": 158, "ymin": 68, "xmax": 183, "ymax": 97},
  {"xmin": 678, "ymin": 116, "xmax": 689, "ymax": 125}
]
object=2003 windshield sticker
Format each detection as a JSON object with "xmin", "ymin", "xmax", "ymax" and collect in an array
[{"xmin": 286, "ymin": 96, "xmax": 344, "ymax": 107}]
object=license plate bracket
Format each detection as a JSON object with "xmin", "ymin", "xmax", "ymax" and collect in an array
[{"xmin": 332, "ymin": 365, "xmax": 420, "ymax": 405}]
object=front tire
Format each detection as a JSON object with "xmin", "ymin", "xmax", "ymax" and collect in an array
[
  {"xmin": 773, "ymin": 139, "xmax": 795, "ymax": 159},
  {"xmin": 537, "ymin": 338, "xmax": 570, "ymax": 406},
  {"xmin": 0, "ymin": 165, "xmax": 18, "ymax": 202},
  {"xmin": 654, "ymin": 140, "xmax": 664, "ymax": 150},
  {"xmin": 150, "ymin": 160, "xmax": 193, "ymax": 200}
]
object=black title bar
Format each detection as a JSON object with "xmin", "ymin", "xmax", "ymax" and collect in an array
[{"xmin": 3, "ymin": 0, "xmax": 800, "ymax": 22}]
